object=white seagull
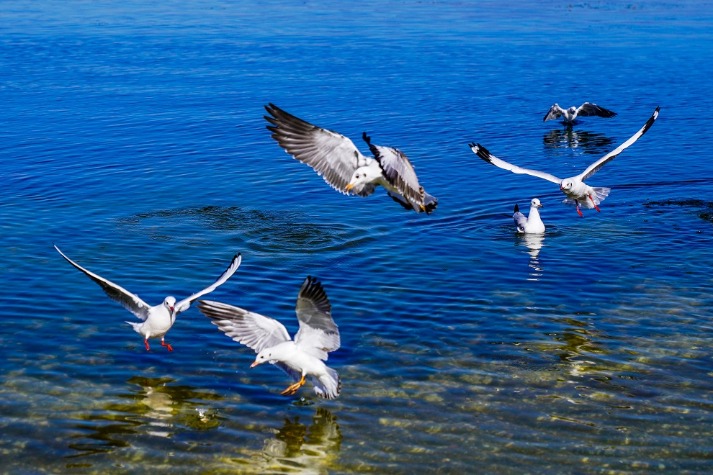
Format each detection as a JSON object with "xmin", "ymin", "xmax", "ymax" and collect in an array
[
  {"xmin": 198, "ymin": 276, "xmax": 341, "ymax": 399},
  {"xmin": 470, "ymin": 106, "xmax": 660, "ymax": 217},
  {"xmin": 264, "ymin": 103, "xmax": 437, "ymax": 214},
  {"xmin": 514, "ymin": 198, "xmax": 545, "ymax": 234},
  {"xmin": 543, "ymin": 102, "xmax": 617, "ymax": 125},
  {"xmin": 54, "ymin": 245, "xmax": 242, "ymax": 351}
]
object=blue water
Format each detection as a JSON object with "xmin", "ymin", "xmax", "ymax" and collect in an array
[{"xmin": 2, "ymin": 1, "xmax": 713, "ymax": 473}]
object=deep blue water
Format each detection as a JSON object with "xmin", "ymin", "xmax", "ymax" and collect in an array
[{"xmin": 2, "ymin": 1, "xmax": 713, "ymax": 473}]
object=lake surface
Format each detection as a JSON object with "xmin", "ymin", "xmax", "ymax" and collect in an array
[{"xmin": 2, "ymin": 1, "xmax": 713, "ymax": 473}]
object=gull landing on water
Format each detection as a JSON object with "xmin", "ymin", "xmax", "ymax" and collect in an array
[
  {"xmin": 470, "ymin": 106, "xmax": 660, "ymax": 217},
  {"xmin": 54, "ymin": 245, "xmax": 242, "ymax": 351},
  {"xmin": 514, "ymin": 198, "xmax": 545, "ymax": 234},
  {"xmin": 264, "ymin": 103, "xmax": 437, "ymax": 214},
  {"xmin": 543, "ymin": 102, "xmax": 617, "ymax": 125},
  {"xmin": 198, "ymin": 276, "xmax": 341, "ymax": 399}
]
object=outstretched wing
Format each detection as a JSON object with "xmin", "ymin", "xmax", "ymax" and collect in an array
[
  {"xmin": 363, "ymin": 132, "xmax": 427, "ymax": 211},
  {"xmin": 174, "ymin": 253, "xmax": 242, "ymax": 314},
  {"xmin": 543, "ymin": 104, "xmax": 565, "ymax": 122},
  {"xmin": 578, "ymin": 106, "xmax": 660, "ymax": 180},
  {"xmin": 54, "ymin": 244, "xmax": 151, "ymax": 321},
  {"xmin": 576, "ymin": 102, "xmax": 617, "ymax": 118},
  {"xmin": 264, "ymin": 103, "xmax": 374, "ymax": 196},
  {"xmin": 198, "ymin": 300, "xmax": 291, "ymax": 353},
  {"xmin": 294, "ymin": 276, "xmax": 340, "ymax": 361},
  {"xmin": 469, "ymin": 143, "xmax": 562, "ymax": 184}
]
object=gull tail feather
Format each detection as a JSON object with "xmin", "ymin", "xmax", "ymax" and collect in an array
[{"xmin": 312, "ymin": 368, "xmax": 341, "ymax": 400}]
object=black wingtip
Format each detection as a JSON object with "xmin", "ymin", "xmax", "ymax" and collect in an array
[
  {"xmin": 470, "ymin": 143, "xmax": 493, "ymax": 163},
  {"xmin": 514, "ymin": 204, "xmax": 519, "ymax": 213},
  {"xmin": 362, "ymin": 131, "xmax": 372, "ymax": 144}
]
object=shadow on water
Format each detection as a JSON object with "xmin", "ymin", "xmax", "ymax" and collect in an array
[
  {"xmin": 118, "ymin": 205, "xmax": 377, "ymax": 253},
  {"xmin": 542, "ymin": 128, "xmax": 615, "ymax": 156},
  {"xmin": 643, "ymin": 198, "xmax": 713, "ymax": 224},
  {"xmin": 66, "ymin": 376, "xmax": 222, "ymax": 460}
]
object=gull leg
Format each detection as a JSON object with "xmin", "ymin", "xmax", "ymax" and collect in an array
[
  {"xmin": 575, "ymin": 201, "xmax": 583, "ymax": 217},
  {"xmin": 281, "ymin": 374, "xmax": 306, "ymax": 396},
  {"xmin": 144, "ymin": 339, "xmax": 151, "ymax": 351},
  {"xmin": 589, "ymin": 194, "xmax": 601, "ymax": 212},
  {"xmin": 161, "ymin": 338, "xmax": 173, "ymax": 352}
]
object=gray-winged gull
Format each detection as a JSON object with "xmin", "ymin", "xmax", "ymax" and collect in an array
[
  {"xmin": 199, "ymin": 276, "xmax": 341, "ymax": 399},
  {"xmin": 543, "ymin": 102, "xmax": 617, "ymax": 125},
  {"xmin": 514, "ymin": 198, "xmax": 545, "ymax": 233},
  {"xmin": 54, "ymin": 245, "xmax": 242, "ymax": 351},
  {"xmin": 264, "ymin": 103, "xmax": 437, "ymax": 214}
]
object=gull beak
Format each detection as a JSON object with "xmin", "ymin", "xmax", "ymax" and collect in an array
[
  {"xmin": 345, "ymin": 183, "xmax": 354, "ymax": 191},
  {"xmin": 537, "ymin": 203, "xmax": 543, "ymax": 208},
  {"xmin": 250, "ymin": 360, "xmax": 259, "ymax": 368}
]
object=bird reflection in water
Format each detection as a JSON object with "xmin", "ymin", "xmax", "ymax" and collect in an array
[
  {"xmin": 543, "ymin": 129, "xmax": 615, "ymax": 156},
  {"xmin": 516, "ymin": 233, "xmax": 545, "ymax": 280},
  {"xmin": 66, "ymin": 376, "xmax": 222, "ymax": 459},
  {"xmin": 259, "ymin": 408, "xmax": 342, "ymax": 473}
]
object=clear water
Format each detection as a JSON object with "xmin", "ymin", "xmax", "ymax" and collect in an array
[{"xmin": 2, "ymin": 1, "xmax": 713, "ymax": 473}]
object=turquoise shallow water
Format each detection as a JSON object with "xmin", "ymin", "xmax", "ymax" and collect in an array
[{"xmin": 2, "ymin": 1, "xmax": 713, "ymax": 473}]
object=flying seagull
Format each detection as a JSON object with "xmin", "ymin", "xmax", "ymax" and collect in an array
[
  {"xmin": 470, "ymin": 106, "xmax": 660, "ymax": 216},
  {"xmin": 54, "ymin": 245, "xmax": 242, "ymax": 351},
  {"xmin": 543, "ymin": 102, "xmax": 617, "ymax": 125},
  {"xmin": 514, "ymin": 198, "xmax": 545, "ymax": 234},
  {"xmin": 264, "ymin": 103, "xmax": 437, "ymax": 213},
  {"xmin": 198, "ymin": 276, "xmax": 341, "ymax": 399}
]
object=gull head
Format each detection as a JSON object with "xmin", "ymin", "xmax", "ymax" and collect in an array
[
  {"xmin": 163, "ymin": 296, "xmax": 176, "ymax": 314},
  {"xmin": 531, "ymin": 198, "xmax": 543, "ymax": 208},
  {"xmin": 251, "ymin": 349, "xmax": 272, "ymax": 368},
  {"xmin": 568, "ymin": 106, "xmax": 577, "ymax": 114},
  {"xmin": 560, "ymin": 179, "xmax": 574, "ymax": 192},
  {"xmin": 346, "ymin": 165, "xmax": 381, "ymax": 193}
]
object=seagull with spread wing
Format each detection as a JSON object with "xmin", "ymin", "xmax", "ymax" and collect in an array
[
  {"xmin": 54, "ymin": 245, "xmax": 242, "ymax": 351},
  {"xmin": 470, "ymin": 106, "xmax": 660, "ymax": 216},
  {"xmin": 264, "ymin": 103, "xmax": 437, "ymax": 214},
  {"xmin": 543, "ymin": 102, "xmax": 617, "ymax": 125},
  {"xmin": 198, "ymin": 276, "xmax": 341, "ymax": 399}
]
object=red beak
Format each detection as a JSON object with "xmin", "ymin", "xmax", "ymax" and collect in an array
[{"xmin": 250, "ymin": 361, "xmax": 259, "ymax": 368}]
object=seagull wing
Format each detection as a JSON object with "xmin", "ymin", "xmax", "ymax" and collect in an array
[
  {"xmin": 576, "ymin": 102, "xmax": 617, "ymax": 118},
  {"xmin": 54, "ymin": 245, "xmax": 151, "ymax": 320},
  {"xmin": 513, "ymin": 205, "xmax": 527, "ymax": 232},
  {"xmin": 264, "ymin": 103, "xmax": 374, "ymax": 196},
  {"xmin": 578, "ymin": 106, "xmax": 660, "ymax": 180},
  {"xmin": 543, "ymin": 104, "xmax": 565, "ymax": 122},
  {"xmin": 294, "ymin": 276, "xmax": 340, "ymax": 361},
  {"xmin": 363, "ymin": 132, "xmax": 426, "ymax": 210},
  {"xmin": 174, "ymin": 253, "xmax": 242, "ymax": 314},
  {"xmin": 198, "ymin": 300, "xmax": 291, "ymax": 353},
  {"xmin": 469, "ymin": 143, "xmax": 562, "ymax": 184}
]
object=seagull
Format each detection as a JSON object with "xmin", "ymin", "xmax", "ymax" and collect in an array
[
  {"xmin": 543, "ymin": 102, "xmax": 617, "ymax": 125},
  {"xmin": 514, "ymin": 198, "xmax": 545, "ymax": 233},
  {"xmin": 264, "ymin": 103, "xmax": 437, "ymax": 214},
  {"xmin": 470, "ymin": 106, "xmax": 660, "ymax": 217},
  {"xmin": 198, "ymin": 276, "xmax": 341, "ymax": 399},
  {"xmin": 54, "ymin": 245, "xmax": 242, "ymax": 351}
]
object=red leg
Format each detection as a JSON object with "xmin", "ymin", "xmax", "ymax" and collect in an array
[
  {"xmin": 144, "ymin": 339, "xmax": 151, "ymax": 351},
  {"xmin": 161, "ymin": 338, "xmax": 173, "ymax": 352},
  {"xmin": 576, "ymin": 202, "xmax": 583, "ymax": 217},
  {"xmin": 589, "ymin": 194, "xmax": 601, "ymax": 212}
]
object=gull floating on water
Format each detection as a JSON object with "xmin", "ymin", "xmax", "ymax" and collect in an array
[
  {"xmin": 470, "ymin": 106, "xmax": 660, "ymax": 216},
  {"xmin": 54, "ymin": 245, "xmax": 241, "ymax": 351},
  {"xmin": 198, "ymin": 276, "xmax": 341, "ymax": 399},
  {"xmin": 264, "ymin": 103, "xmax": 438, "ymax": 213},
  {"xmin": 514, "ymin": 198, "xmax": 545, "ymax": 234},
  {"xmin": 543, "ymin": 102, "xmax": 617, "ymax": 125}
]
